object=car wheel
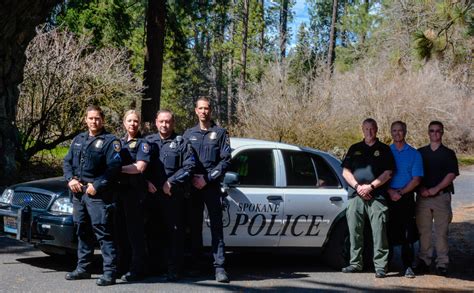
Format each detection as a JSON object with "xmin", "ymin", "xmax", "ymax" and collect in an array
[
  {"xmin": 322, "ymin": 218, "xmax": 374, "ymax": 270},
  {"xmin": 322, "ymin": 219, "xmax": 350, "ymax": 270}
]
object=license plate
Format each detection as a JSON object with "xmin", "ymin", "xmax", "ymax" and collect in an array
[{"xmin": 3, "ymin": 216, "xmax": 17, "ymax": 234}]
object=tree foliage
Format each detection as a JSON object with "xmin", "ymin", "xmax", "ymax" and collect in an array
[{"xmin": 17, "ymin": 28, "xmax": 142, "ymax": 161}]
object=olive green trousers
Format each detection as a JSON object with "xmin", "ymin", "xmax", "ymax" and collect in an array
[{"xmin": 346, "ymin": 196, "xmax": 389, "ymax": 271}]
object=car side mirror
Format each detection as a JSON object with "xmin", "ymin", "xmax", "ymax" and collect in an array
[{"xmin": 222, "ymin": 171, "xmax": 239, "ymax": 192}]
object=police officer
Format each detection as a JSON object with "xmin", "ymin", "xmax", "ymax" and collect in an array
[
  {"xmin": 116, "ymin": 110, "xmax": 150, "ymax": 282},
  {"xmin": 146, "ymin": 109, "xmax": 195, "ymax": 281},
  {"xmin": 183, "ymin": 97, "xmax": 231, "ymax": 283},
  {"xmin": 341, "ymin": 118, "xmax": 395, "ymax": 278},
  {"xmin": 63, "ymin": 105, "xmax": 121, "ymax": 286}
]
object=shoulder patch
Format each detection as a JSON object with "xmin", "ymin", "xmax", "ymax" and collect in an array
[
  {"xmin": 113, "ymin": 140, "xmax": 121, "ymax": 152},
  {"xmin": 142, "ymin": 142, "xmax": 150, "ymax": 153}
]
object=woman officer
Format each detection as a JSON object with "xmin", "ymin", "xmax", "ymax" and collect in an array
[{"xmin": 116, "ymin": 110, "xmax": 150, "ymax": 282}]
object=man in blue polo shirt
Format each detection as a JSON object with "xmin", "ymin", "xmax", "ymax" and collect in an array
[{"xmin": 387, "ymin": 121, "xmax": 423, "ymax": 278}]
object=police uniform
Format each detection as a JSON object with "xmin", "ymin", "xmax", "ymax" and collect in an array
[
  {"xmin": 116, "ymin": 135, "xmax": 150, "ymax": 278},
  {"xmin": 146, "ymin": 132, "xmax": 195, "ymax": 278},
  {"xmin": 341, "ymin": 139, "xmax": 395, "ymax": 272},
  {"xmin": 63, "ymin": 130, "xmax": 122, "ymax": 279},
  {"xmin": 183, "ymin": 122, "xmax": 231, "ymax": 273}
]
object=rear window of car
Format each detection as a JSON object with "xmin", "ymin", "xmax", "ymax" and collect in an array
[
  {"xmin": 230, "ymin": 149, "xmax": 275, "ymax": 186},
  {"xmin": 282, "ymin": 150, "xmax": 340, "ymax": 188}
]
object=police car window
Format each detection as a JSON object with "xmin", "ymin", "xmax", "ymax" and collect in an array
[
  {"xmin": 311, "ymin": 154, "xmax": 341, "ymax": 187},
  {"xmin": 282, "ymin": 151, "xmax": 318, "ymax": 187},
  {"xmin": 230, "ymin": 149, "xmax": 275, "ymax": 186}
]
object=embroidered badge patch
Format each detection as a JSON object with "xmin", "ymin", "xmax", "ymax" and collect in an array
[
  {"xmin": 142, "ymin": 142, "xmax": 150, "ymax": 153},
  {"xmin": 113, "ymin": 140, "xmax": 121, "ymax": 152}
]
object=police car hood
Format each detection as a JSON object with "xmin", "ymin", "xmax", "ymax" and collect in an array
[{"xmin": 11, "ymin": 177, "xmax": 68, "ymax": 195}]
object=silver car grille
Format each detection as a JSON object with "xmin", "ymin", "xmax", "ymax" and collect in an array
[{"xmin": 11, "ymin": 191, "xmax": 53, "ymax": 210}]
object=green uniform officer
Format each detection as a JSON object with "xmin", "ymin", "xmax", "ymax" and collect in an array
[{"xmin": 341, "ymin": 118, "xmax": 395, "ymax": 278}]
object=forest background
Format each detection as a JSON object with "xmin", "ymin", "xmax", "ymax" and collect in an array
[{"xmin": 3, "ymin": 0, "xmax": 474, "ymax": 182}]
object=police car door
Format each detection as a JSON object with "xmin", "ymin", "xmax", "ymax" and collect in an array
[
  {"xmin": 204, "ymin": 147, "xmax": 285, "ymax": 247},
  {"xmin": 278, "ymin": 150, "xmax": 346, "ymax": 247}
]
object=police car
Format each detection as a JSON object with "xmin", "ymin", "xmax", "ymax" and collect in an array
[{"xmin": 0, "ymin": 138, "xmax": 353, "ymax": 268}]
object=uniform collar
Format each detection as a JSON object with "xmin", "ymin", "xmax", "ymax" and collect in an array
[
  {"xmin": 193, "ymin": 120, "xmax": 217, "ymax": 132},
  {"xmin": 161, "ymin": 132, "xmax": 177, "ymax": 142},
  {"xmin": 361, "ymin": 138, "xmax": 379, "ymax": 148},
  {"xmin": 121, "ymin": 135, "xmax": 139, "ymax": 145},
  {"xmin": 86, "ymin": 129, "xmax": 108, "ymax": 139}
]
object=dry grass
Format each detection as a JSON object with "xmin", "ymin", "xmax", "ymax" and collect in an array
[{"xmin": 233, "ymin": 60, "xmax": 473, "ymax": 156}]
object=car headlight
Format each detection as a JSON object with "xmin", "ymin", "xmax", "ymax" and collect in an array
[
  {"xmin": 49, "ymin": 197, "xmax": 73, "ymax": 214},
  {"xmin": 0, "ymin": 189, "xmax": 14, "ymax": 204}
]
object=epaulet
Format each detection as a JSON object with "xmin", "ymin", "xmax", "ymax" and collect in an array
[{"xmin": 104, "ymin": 133, "xmax": 118, "ymax": 142}]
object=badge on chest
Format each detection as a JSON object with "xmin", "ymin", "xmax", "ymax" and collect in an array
[
  {"xmin": 209, "ymin": 132, "xmax": 217, "ymax": 140},
  {"xmin": 94, "ymin": 139, "xmax": 104, "ymax": 149}
]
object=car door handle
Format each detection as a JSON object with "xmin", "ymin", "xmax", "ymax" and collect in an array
[
  {"xmin": 267, "ymin": 195, "xmax": 283, "ymax": 201},
  {"xmin": 330, "ymin": 196, "xmax": 343, "ymax": 202}
]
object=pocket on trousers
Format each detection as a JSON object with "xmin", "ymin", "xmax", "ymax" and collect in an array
[{"xmin": 101, "ymin": 203, "xmax": 115, "ymax": 225}]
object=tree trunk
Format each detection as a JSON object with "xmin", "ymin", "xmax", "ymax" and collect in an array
[
  {"xmin": 327, "ymin": 0, "xmax": 338, "ymax": 76},
  {"xmin": 360, "ymin": 0, "xmax": 369, "ymax": 44},
  {"xmin": 238, "ymin": 0, "xmax": 250, "ymax": 106},
  {"xmin": 0, "ymin": 0, "xmax": 61, "ymax": 185},
  {"xmin": 260, "ymin": 0, "xmax": 265, "ymax": 52},
  {"xmin": 279, "ymin": 0, "xmax": 289, "ymax": 61},
  {"xmin": 142, "ymin": 0, "xmax": 167, "ymax": 126},
  {"xmin": 227, "ymin": 0, "xmax": 237, "ymax": 124}
]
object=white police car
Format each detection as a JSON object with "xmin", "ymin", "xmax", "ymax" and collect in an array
[
  {"xmin": 204, "ymin": 138, "xmax": 351, "ymax": 268},
  {"xmin": 0, "ymin": 138, "xmax": 353, "ymax": 268}
]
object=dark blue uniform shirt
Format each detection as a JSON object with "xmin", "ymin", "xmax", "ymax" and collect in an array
[
  {"xmin": 183, "ymin": 122, "xmax": 231, "ymax": 183},
  {"xmin": 120, "ymin": 135, "xmax": 151, "ymax": 166},
  {"xmin": 63, "ymin": 130, "xmax": 122, "ymax": 193},
  {"xmin": 146, "ymin": 132, "xmax": 195, "ymax": 189}
]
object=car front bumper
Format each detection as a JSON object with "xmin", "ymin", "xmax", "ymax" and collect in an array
[{"xmin": 0, "ymin": 206, "xmax": 76, "ymax": 251}]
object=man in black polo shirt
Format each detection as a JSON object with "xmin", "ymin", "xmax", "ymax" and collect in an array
[
  {"xmin": 341, "ymin": 118, "xmax": 395, "ymax": 278},
  {"xmin": 416, "ymin": 121, "xmax": 459, "ymax": 277}
]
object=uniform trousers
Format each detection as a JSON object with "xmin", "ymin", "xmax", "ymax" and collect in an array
[
  {"xmin": 346, "ymin": 195, "xmax": 389, "ymax": 271},
  {"xmin": 188, "ymin": 183, "xmax": 225, "ymax": 270},
  {"xmin": 158, "ymin": 186, "xmax": 185, "ymax": 274},
  {"xmin": 72, "ymin": 192, "xmax": 117, "ymax": 276},
  {"xmin": 116, "ymin": 180, "xmax": 146, "ymax": 275}
]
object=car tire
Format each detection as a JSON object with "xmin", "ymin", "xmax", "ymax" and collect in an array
[
  {"xmin": 322, "ymin": 218, "xmax": 374, "ymax": 270},
  {"xmin": 323, "ymin": 219, "xmax": 350, "ymax": 270}
]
